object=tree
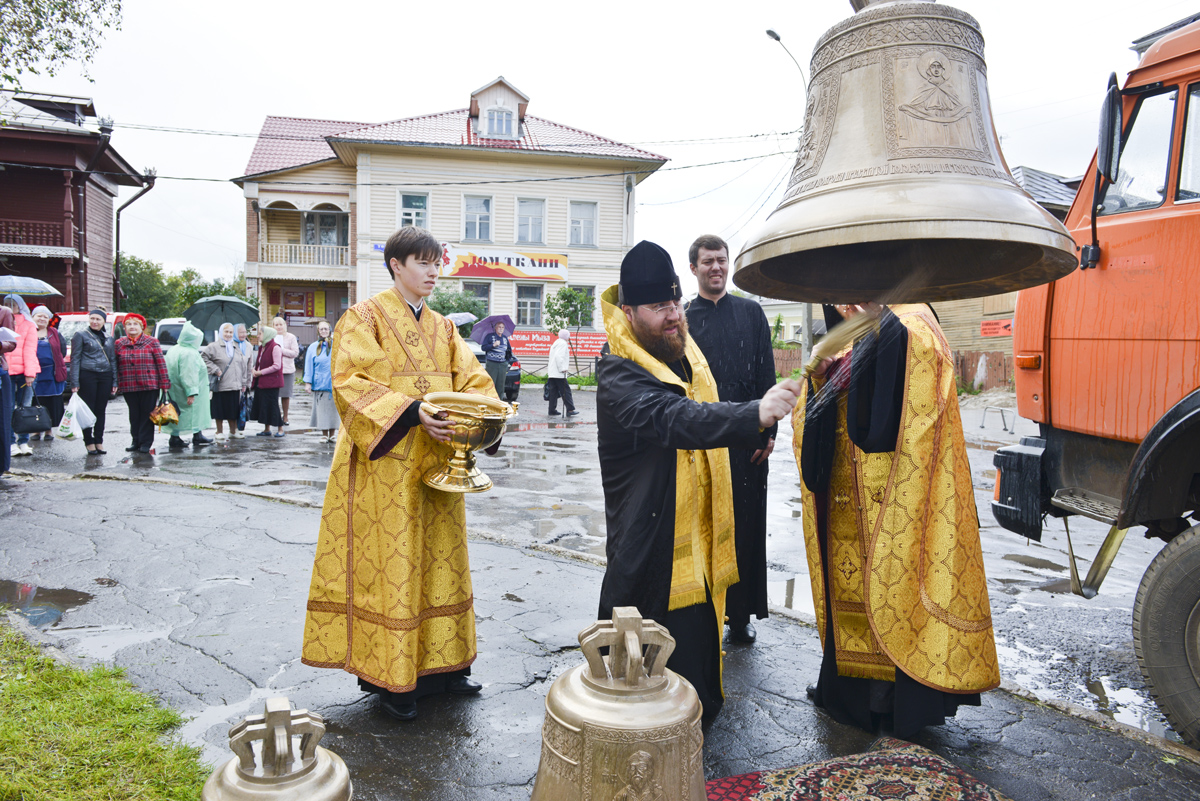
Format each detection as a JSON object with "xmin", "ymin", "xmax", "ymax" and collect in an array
[
  {"xmin": 427, "ymin": 287, "xmax": 486, "ymax": 338},
  {"xmin": 770, "ymin": 313, "xmax": 786, "ymax": 350},
  {"xmin": 544, "ymin": 287, "xmax": 593, "ymax": 374},
  {"xmin": 1, "ymin": 0, "xmax": 122, "ymax": 87},
  {"xmin": 117, "ymin": 253, "xmax": 175, "ymax": 327}
]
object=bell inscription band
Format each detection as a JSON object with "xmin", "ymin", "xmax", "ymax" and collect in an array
[
  {"xmin": 419, "ymin": 391, "xmax": 518, "ymax": 493},
  {"xmin": 735, "ymin": 0, "xmax": 1077, "ymax": 303},
  {"xmin": 530, "ymin": 608, "xmax": 705, "ymax": 801},
  {"xmin": 201, "ymin": 697, "xmax": 351, "ymax": 800}
]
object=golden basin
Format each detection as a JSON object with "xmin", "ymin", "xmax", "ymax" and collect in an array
[{"xmin": 420, "ymin": 391, "xmax": 518, "ymax": 493}]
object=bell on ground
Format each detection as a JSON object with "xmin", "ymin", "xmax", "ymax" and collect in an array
[
  {"xmin": 530, "ymin": 607, "xmax": 705, "ymax": 801},
  {"xmin": 734, "ymin": 0, "xmax": 1077, "ymax": 303},
  {"xmin": 201, "ymin": 697, "xmax": 351, "ymax": 801}
]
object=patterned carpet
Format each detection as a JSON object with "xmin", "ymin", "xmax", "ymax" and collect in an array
[{"xmin": 706, "ymin": 738, "xmax": 1012, "ymax": 801}]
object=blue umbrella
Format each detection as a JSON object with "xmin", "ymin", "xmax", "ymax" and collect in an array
[
  {"xmin": 0, "ymin": 276, "xmax": 62, "ymax": 296},
  {"xmin": 469, "ymin": 314, "xmax": 517, "ymax": 346}
]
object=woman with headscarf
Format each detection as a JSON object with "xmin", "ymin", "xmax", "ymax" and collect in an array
[
  {"xmin": 202, "ymin": 322, "xmax": 251, "ymax": 440},
  {"xmin": 164, "ymin": 321, "xmax": 213, "ymax": 449},
  {"xmin": 250, "ymin": 324, "xmax": 285, "ymax": 437},
  {"xmin": 0, "ymin": 306, "xmax": 18, "ymax": 474},
  {"xmin": 69, "ymin": 309, "xmax": 118, "ymax": 455},
  {"xmin": 30, "ymin": 305, "xmax": 67, "ymax": 440},
  {"xmin": 271, "ymin": 316, "xmax": 300, "ymax": 425},
  {"xmin": 303, "ymin": 320, "xmax": 337, "ymax": 442},
  {"xmin": 114, "ymin": 313, "xmax": 170, "ymax": 454},
  {"xmin": 3, "ymin": 295, "xmax": 39, "ymax": 457}
]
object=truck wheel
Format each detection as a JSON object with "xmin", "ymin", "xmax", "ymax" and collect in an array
[{"xmin": 1133, "ymin": 524, "xmax": 1200, "ymax": 747}]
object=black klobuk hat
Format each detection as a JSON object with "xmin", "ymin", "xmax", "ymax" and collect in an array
[{"xmin": 618, "ymin": 240, "xmax": 683, "ymax": 307}]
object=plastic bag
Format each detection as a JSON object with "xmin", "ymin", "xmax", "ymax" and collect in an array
[{"xmin": 56, "ymin": 393, "xmax": 95, "ymax": 439}]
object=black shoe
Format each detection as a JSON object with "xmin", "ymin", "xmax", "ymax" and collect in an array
[
  {"xmin": 125, "ymin": 445, "xmax": 139, "ymax": 452},
  {"xmin": 547, "ymin": 410, "xmax": 561, "ymax": 416},
  {"xmin": 806, "ymin": 684, "xmax": 818, "ymax": 703},
  {"xmin": 192, "ymin": 433, "xmax": 213, "ymax": 446},
  {"xmin": 168, "ymin": 436, "xmax": 187, "ymax": 449},
  {"xmin": 729, "ymin": 622, "xmax": 757, "ymax": 644},
  {"xmin": 138, "ymin": 444, "xmax": 151, "ymax": 454},
  {"xmin": 445, "ymin": 675, "xmax": 482, "ymax": 695},
  {"xmin": 379, "ymin": 694, "xmax": 418, "ymax": 721},
  {"xmin": 93, "ymin": 448, "xmax": 106, "ymax": 455},
  {"xmin": 566, "ymin": 410, "xmax": 580, "ymax": 416}
]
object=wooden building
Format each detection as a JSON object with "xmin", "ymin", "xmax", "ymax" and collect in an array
[
  {"xmin": 233, "ymin": 77, "xmax": 666, "ymax": 368},
  {"xmin": 0, "ymin": 91, "xmax": 149, "ymax": 312}
]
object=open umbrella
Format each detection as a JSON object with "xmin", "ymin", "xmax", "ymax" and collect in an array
[
  {"xmin": 0, "ymin": 276, "xmax": 62, "ymax": 296},
  {"xmin": 182, "ymin": 295, "xmax": 260, "ymax": 334},
  {"xmin": 469, "ymin": 314, "xmax": 516, "ymax": 346},
  {"xmin": 445, "ymin": 312, "xmax": 478, "ymax": 327}
]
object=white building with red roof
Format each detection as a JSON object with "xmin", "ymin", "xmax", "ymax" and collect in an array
[{"xmin": 233, "ymin": 76, "xmax": 666, "ymax": 366}]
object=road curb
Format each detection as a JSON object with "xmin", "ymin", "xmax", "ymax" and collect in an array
[{"xmin": 4, "ymin": 468, "xmax": 321, "ymax": 508}]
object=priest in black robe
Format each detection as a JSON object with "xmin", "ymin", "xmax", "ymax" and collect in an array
[
  {"xmin": 684, "ymin": 234, "xmax": 777, "ymax": 644},
  {"xmin": 596, "ymin": 240, "xmax": 802, "ymax": 722},
  {"xmin": 796, "ymin": 302, "xmax": 1000, "ymax": 737}
]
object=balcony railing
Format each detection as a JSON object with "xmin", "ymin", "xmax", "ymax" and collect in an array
[
  {"xmin": 0, "ymin": 219, "xmax": 63, "ymax": 247},
  {"xmin": 259, "ymin": 243, "xmax": 350, "ymax": 266}
]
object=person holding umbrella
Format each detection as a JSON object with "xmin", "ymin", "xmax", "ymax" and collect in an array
[
  {"xmin": 3, "ymin": 295, "xmax": 39, "ymax": 457},
  {"xmin": 480, "ymin": 320, "xmax": 512, "ymax": 398}
]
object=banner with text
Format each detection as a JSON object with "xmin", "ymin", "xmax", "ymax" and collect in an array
[
  {"xmin": 510, "ymin": 330, "xmax": 608, "ymax": 359},
  {"xmin": 442, "ymin": 245, "xmax": 568, "ymax": 282}
]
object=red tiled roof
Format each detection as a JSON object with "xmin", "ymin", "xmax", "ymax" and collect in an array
[
  {"xmin": 240, "ymin": 109, "xmax": 666, "ymax": 178},
  {"xmin": 242, "ymin": 116, "xmax": 367, "ymax": 177},
  {"xmin": 332, "ymin": 110, "xmax": 667, "ymax": 162}
]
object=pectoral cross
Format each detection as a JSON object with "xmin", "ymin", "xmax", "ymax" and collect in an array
[{"xmin": 671, "ymin": 281, "xmax": 677, "ymax": 293}]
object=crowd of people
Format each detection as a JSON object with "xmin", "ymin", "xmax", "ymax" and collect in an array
[{"xmin": 0, "ymin": 297, "xmax": 340, "ymax": 468}]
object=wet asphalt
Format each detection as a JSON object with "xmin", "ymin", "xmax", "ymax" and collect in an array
[{"xmin": 2, "ymin": 388, "xmax": 1199, "ymax": 799}]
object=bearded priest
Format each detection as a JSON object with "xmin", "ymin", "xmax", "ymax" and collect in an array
[
  {"xmin": 302, "ymin": 226, "xmax": 498, "ymax": 722},
  {"xmin": 596, "ymin": 240, "xmax": 802, "ymax": 721}
]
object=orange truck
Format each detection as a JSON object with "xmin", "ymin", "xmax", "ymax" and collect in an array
[{"xmin": 993, "ymin": 20, "xmax": 1200, "ymax": 747}]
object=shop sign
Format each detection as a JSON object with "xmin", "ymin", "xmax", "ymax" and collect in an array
[{"xmin": 509, "ymin": 330, "xmax": 607, "ymax": 358}]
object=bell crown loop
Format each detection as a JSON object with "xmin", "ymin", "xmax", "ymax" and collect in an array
[
  {"xmin": 227, "ymin": 697, "xmax": 326, "ymax": 782},
  {"xmin": 578, "ymin": 608, "xmax": 675, "ymax": 693}
]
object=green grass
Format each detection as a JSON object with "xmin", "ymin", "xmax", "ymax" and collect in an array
[
  {"xmin": 0, "ymin": 623, "xmax": 210, "ymax": 801},
  {"xmin": 521, "ymin": 373, "xmax": 597, "ymax": 387}
]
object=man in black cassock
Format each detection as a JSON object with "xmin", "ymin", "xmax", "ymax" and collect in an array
[
  {"xmin": 684, "ymin": 234, "xmax": 777, "ymax": 645},
  {"xmin": 595, "ymin": 240, "xmax": 801, "ymax": 722}
]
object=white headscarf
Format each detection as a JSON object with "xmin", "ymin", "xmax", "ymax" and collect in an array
[{"xmin": 219, "ymin": 322, "xmax": 237, "ymax": 359}]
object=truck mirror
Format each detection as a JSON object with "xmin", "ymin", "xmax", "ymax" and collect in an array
[{"xmin": 1097, "ymin": 73, "xmax": 1122, "ymax": 184}]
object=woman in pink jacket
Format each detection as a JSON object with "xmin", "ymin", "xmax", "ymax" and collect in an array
[
  {"xmin": 3, "ymin": 295, "xmax": 40, "ymax": 457},
  {"xmin": 271, "ymin": 316, "xmax": 300, "ymax": 425}
]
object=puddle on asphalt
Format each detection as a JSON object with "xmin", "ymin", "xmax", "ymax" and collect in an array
[
  {"xmin": 1085, "ymin": 675, "xmax": 1179, "ymax": 741},
  {"xmin": 506, "ymin": 420, "xmax": 597, "ymax": 433},
  {"xmin": 261, "ymin": 479, "xmax": 327, "ymax": 489},
  {"xmin": 0, "ymin": 579, "xmax": 93, "ymax": 628},
  {"xmin": 213, "ymin": 480, "xmax": 244, "ymax": 486},
  {"xmin": 1003, "ymin": 553, "xmax": 1067, "ymax": 572},
  {"xmin": 767, "ymin": 576, "xmax": 816, "ymax": 617}
]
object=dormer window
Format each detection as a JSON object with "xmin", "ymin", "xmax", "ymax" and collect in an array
[{"xmin": 486, "ymin": 108, "xmax": 514, "ymax": 138}]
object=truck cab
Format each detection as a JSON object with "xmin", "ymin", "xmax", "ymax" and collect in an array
[{"xmin": 992, "ymin": 20, "xmax": 1200, "ymax": 747}]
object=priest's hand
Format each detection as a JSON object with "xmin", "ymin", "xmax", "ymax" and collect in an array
[
  {"xmin": 751, "ymin": 437, "xmax": 775, "ymax": 465},
  {"xmin": 419, "ymin": 405, "xmax": 454, "ymax": 443},
  {"xmin": 759, "ymin": 380, "xmax": 801, "ymax": 428}
]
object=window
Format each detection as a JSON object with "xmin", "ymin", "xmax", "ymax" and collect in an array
[
  {"xmin": 568, "ymin": 284, "xmax": 595, "ymax": 327},
  {"xmin": 303, "ymin": 213, "xmax": 349, "ymax": 247},
  {"xmin": 1178, "ymin": 84, "xmax": 1200, "ymax": 202},
  {"xmin": 487, "ymin": 109, "xmax": 514, "ymax": 137},
  {"xmin": 462, "ymin": 281, "xmax": 491, "ymax": 315},
  {"xmin": 1100, "ymin": 89, "xmax": 1177, "ymax": 215},
  {"xmin": 400, "ymin": 194, "xmax": 428, "ymax": 228},
  {"xmin": 517, "ymin": 284, "xmax": 543, "ymax": 327},
  {"xmin": 569, "ymin": 201, "xmax": 597, "ymax": 246},
  {"xmin": 465, "ymin": 196, "xmax": 491, "ymax": 240},
  {"xmin": 518, "ymin": 199, "xmax": 544, "ymax": 243},
  {"xmin": 792, "ymin": 324, "xmax": 804, "ymax": 340}
]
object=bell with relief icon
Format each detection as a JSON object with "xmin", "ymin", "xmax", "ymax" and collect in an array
[
  {"xmin": 734, "ymin": 0, "xmax": 1077, "ymax": 303},
  {"xmin": 530, "ymin": 608, "xmax": 705, "ymax": 801}
]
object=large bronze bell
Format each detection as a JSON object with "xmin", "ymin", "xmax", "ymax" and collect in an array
[
  {"xmin": 530, "ymin": 608, "xmax": 705, "ymax": 801},
  {"xmin": 734, "ymin": 0, "xmax": 1077, "ymax": 303}
]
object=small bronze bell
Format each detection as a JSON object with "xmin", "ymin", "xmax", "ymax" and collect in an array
[
  {"xmin": 735, "ymin": 0, "xmax": 1077, "ymax": 303},
  {"xmin": 530, "ymin": 608, "xmax": 705, "ymax": 801},
  {"xmin": 201, "ymin": 697, "xmax": 352, "ymax": 801}
]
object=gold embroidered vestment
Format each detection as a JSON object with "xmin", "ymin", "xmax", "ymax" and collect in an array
[
  {"xmin": 791, "ymin": 305, "xmax": 1000, "ymax": 693},
  {"xmin": 302, "ymin": 288, "xmax": 497, "ymax": 692}
]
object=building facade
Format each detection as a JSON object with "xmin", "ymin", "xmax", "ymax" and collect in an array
[
  {"xmin": 0, "ymin": 91, "xmax": 149, "ymax": 312},
  {"xmin": 234, "ymin": 77, "xmax": 666, "ymax": 366}
]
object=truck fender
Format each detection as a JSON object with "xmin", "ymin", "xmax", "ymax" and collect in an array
[
  {"xmin": 1118, "ymin": 388, "xmax": 1200, "ymax": 529},
  {"xmin": 993, "ymin": 437, "xmax": 1048, "ymax": 541}
]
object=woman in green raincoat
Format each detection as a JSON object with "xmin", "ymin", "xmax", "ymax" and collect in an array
[{"xmin": 165, "ymin": 321, "xmax": 213, "ymax": 449}]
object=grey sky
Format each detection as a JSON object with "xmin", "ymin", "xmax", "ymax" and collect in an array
[{"xmin": 23, "ymin": 0, "xmax": 1197, "ymax": 298}]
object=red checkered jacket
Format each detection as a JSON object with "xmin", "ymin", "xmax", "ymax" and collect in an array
[{"xmin": 115, "ymin": 335, "xmax": 171, "ymax": 393}]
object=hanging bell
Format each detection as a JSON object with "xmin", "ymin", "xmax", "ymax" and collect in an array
[
  {"xmin": 530, "ymin": 608, "xmax": 705, "ymax": 801},
  {"xmin": 734, "ymin": 0, "xmax": 1077, "ymax": 303}
]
